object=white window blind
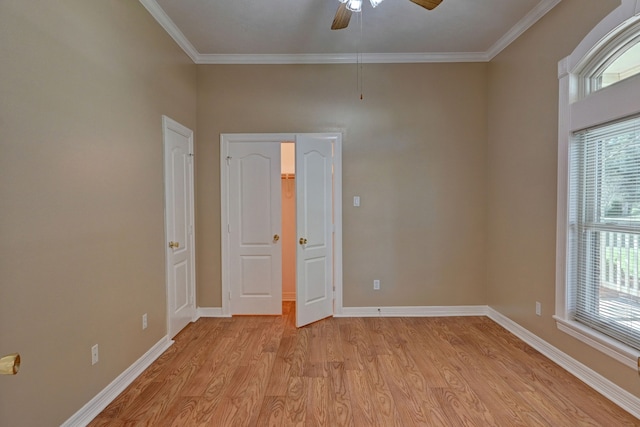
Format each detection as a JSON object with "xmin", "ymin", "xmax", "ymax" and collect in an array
[{"xmin": 569, "ymin": 115, "xmax": 640, "ymax": 350}]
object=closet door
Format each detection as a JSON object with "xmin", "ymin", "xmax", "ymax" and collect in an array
[
  {"xmin": 228, "ymin": 142, "xmax": 282, "ymax": 314},
  {"xmin": 295, "ymin": 134, "xmax": 335, "ymax": 327}
]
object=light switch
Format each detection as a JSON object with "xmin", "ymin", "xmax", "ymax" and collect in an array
[{"xmin": 353, "ymin": 196, "xmax": 360, "ymax": 207}]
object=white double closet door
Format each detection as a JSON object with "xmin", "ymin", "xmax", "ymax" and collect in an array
[{"xmin": 223, "ymin": 133, "xmax": 340, "ymax": 327}]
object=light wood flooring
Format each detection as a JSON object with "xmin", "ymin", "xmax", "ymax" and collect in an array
[{"xmin": 90, "ymin": 302, "xmax": 639, "ymax": 426}]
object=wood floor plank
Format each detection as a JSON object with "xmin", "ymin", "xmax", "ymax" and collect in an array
[
  {"xmin": 432, "ymin": 386, "xmax": 485, "ymax": 427},
  {"xmin": 361, "ymin": 356, "xmax": 404, "ymax": 426},
  {"xmin": 187, "ymin": 331, "xmax": 257, "ymax": 424},
  {"xmin": 288, "ymin": 327, "xmax": 310, "ymax": 377},
  {"xmin": 519, "ymin": 390, "xmax": 590, "ymax": 426},
  {"xmin": 323, "ymin": 319, "xmax": 344, "ymax": 362},
  {"xmin": 180, "ymin": 336, "xmax": 235, "ymax": 396},
  {"xmin": 375, "ymin": 325, "xmax": 450, "ymax": 424},
  {"xmin": 327, "ymin": 361, "xmax": 355, "ymax": 427},
  {"xmin": 263, "ymin": 317, "xmax": 285, "ymax": 353},
  {"xmin": 208, "ymin": 351, "xmax": 276, "ymax": 426},
  {"xmin": 377, "ymin": 354, "xmax": 430, "ymax": 425},
  {"xmin": 283, "ymin": 375, "xmax": 307, "ymax": 426},
  {"xmin": 256, "ymin": 395, "xmax": 285, "ymax": 427},
  {"xmin": 338, "ymin": 322, "xmax": 363, "ymax": 371},
  {"xmin": 264, "ymin": 335, "xmax": 295, "ymax": 396},
  {"xmin": 430, "ymin": 358, "xmax": 500, "ymax": 426},
  {"xmin": 167, "ymin": 397, "xmax": 198, "ymax": 427},
  {"xmin": 304, "ymin": 334, "xmax": 330, "ymax": 377},
  {"xmin": 345, "ymin": 369, "xmax": 380, "ymax": 426},
  {"xmin": 339, "ymin": 318, "xmax": 375, "ymax": 371},
  {"xmin": 364, "ymin": 317, "xmax": 395, "ymax": 356},
  {"xmin": 90, "ymin": 302, "xmax": 639, "ymax": 426},
  {"xmin": 305, "ymin": 377, "xmax": 330, "ymax": 426}
]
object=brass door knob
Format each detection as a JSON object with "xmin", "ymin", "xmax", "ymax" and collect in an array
[
  {"xmin": 299, "ymin": 238, "xmax": 308, "ymax": 245},
  {"xmin": 0, "ymin": 353, "xmax": 20, "ymax": 375},
  {"xmin": 169, "ymin": 241, "xmax": 180, "ymax": 249},
  {"xmin": 273, "ymin": 234, "xmax": 280, "ymax": 242}
]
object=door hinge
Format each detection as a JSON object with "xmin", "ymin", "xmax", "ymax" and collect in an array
[
  {"xmin": 229, "ymin": 291, "xmax": 232, "ymax": 300},
  {"xmin": 226, "ymin": 156, "xmax": 231, "ymax": 166},
  {"xmin": 227, "ymin": 223, "xmax": 230, "ymax": 233}
]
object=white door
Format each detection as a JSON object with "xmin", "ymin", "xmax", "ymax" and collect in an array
[
  {"xmin": 163, "ymin": 116, "xmax": 196, "ymax": 338},
  {"xmin": 295, "ymin": 134, "xmax": 335, "ymax": 327},
  {"xmin": 228, "ymin": 142, "xmax": 282, "ymax": 314}
]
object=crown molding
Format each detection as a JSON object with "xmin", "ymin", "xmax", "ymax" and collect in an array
[
  {"xmin": 139, "ymin": 0, "xmax": 200, "ymax": 62},
  {"xmin": 486, "ymin": 0, "xmax": 563, "ymax": 60},
  {"xmin": 195, "ymin": 51, "xmax": 490, "ymax": 65},
  {"xmin": 140, "ymin": 0, "xmax": 561, "ymax": 65}
]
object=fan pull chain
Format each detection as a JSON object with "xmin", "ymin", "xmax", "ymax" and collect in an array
[{"xmin": 358, "ymin": 6, "xmax": 364, "ymax": 100}]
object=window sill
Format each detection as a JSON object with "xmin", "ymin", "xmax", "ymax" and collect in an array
[{"xmin": 554, "ymin": 316, "xmax": 639, "ymax": 370}]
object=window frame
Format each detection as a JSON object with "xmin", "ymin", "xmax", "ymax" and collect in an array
[
  {"xmin": 579, "ymin": 24, "xmax": 640, "ymax": 96},
  {"xmin": 556, "ymin": 0, "xmax": 640, "ymax": 369}
]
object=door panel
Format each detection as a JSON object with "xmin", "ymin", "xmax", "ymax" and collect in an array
[
  {"xmin": 229, "ymin": 142, "xmax": 282, "ymax": 314},
  {"xmin": 163, "ymin": 116, "xmax": 196, "ymax": 338},
  {"xmin": 304, "ymin": 257, "xmax": 327, "ymax": 302},
  {"xmin": 174, "ymin": 261, "xmax": 189, "ymax": 308},
  {"xmin": 296, "ymin": 135, "xmax": 334, "ymax": 327},
  {"xmin": 241, "ymin": 256, "xmax": 272, "ymax": 295}
]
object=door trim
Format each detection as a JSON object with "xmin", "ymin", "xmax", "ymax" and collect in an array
[
  {"xmin": 163, "ymin": 115, "xmax": 197, "ymax": 337},
  {"xmin": 220, "ymin": 133, "xmax": 343, "ymax": 317}
]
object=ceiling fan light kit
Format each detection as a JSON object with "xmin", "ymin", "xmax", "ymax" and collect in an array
[
  {"xmin": 340, "ymin": 0, "xmax": 367, "ymax": 13},
  {"xmin": 333, "ymin": 0, "xmax": 442, "ymax": 30}
]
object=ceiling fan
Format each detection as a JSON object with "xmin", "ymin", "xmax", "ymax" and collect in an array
[{"xmin": 331, "ymin": 0, "xmax": 443, "ymax": 30}]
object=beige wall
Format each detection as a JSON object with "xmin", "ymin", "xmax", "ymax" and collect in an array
[
  {"xmin": 196, "ymin": 63, "xmax": 488, "ymax": 308},
  {"xmin": 0, "ymin": 1, "xmax": 197, "ymax": 425},
  {"xmin": 487, "ymin": 0, "xmax": 640, "ymax": 398}
]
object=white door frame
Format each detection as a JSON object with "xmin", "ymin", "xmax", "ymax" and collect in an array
[
  {"xmin": 163, "ymin": 116, "xmax": 197, "ymax": 337},
  {"xmin": 220, "ymin": 133, "xmax": 343, "ymax": 318}
]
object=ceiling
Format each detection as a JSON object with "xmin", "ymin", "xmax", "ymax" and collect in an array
[{"xmin": 140, "ymin": 0, "xmax": 561, "ymax": 64}]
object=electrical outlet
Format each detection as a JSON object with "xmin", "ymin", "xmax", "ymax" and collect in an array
[
  {"xmin": 536, "ymin": 301, "xmax": 542, "ymax": 316},
  {"xmin": 91, "ymin": 344, "xmax": 99, "ymax": 365},
  {"xmin": 373, "ymin": 279, "xmax": 380, "ymax": 290},
  {"xmin": 142, "ymin": 313, "xmax": 148, "ymax": 330}
]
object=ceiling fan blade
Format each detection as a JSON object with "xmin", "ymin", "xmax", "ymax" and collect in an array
[
  {"xmin": 409, "ymin": 0, "xmax": 443, "ymax": 10},
  {"xmin": 331, "ymin": 3, "xmax": 352, "ymax": 30}
]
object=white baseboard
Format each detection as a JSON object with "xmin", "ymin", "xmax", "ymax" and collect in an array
[
  {"xmin": 61, "ymin": 336, "xmax": 173, "ymax": 427},
  {"xmin": 487, "ymin": 308, "xmax": 640, "ymax": 419},
  {"xmin": 336, "ymin": 305, "xmax": 489, "ymax": 317},
  {"xmin": 282, "ymin": 292, "xmax": 296, "ymax": 301},
  {"xmin": 196, "ymin": 307, "xmax": 230, "ymax": 318}
]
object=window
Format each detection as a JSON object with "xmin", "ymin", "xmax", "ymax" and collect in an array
[
  {"xmin": 557, "ymin": 0, "xmax": 640, "ymax": 368},
  {"xmin": 578, "ymin": 20, "xmax": 640, "ymax": 97},
  {"xmin": 599, "ymin": 42, "xmax": 640, "ymax": 89},
  {"xmin": 569, "ymin": 117, "xmax": 640, "ymax": 351}
]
